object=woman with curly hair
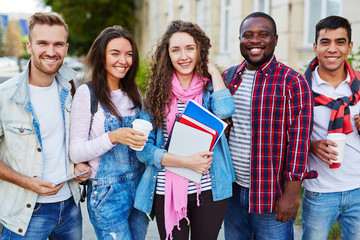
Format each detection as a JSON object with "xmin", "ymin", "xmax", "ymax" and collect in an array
[
  {"xmin": 134, "ymin": 20, "xmax": 235, "ymax": 240},
  {"xmin": 69, "ymin": 26, "xmax": 149, "ymax": 239}
]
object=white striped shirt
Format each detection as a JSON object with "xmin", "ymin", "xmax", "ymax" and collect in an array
[
  {"xmin": 229, "ymin": 69, "xmax": 255, "ymax": 188},
  {"xmin": 155, "ymin": 100, "xmax": 212, "ymax": 195}
]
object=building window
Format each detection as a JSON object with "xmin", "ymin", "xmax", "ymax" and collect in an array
[
  {"xmin": 303, "ymin": 0, "xmax": 342, "ymax": 47},
  {"xmin": 220, "ymin": 0, "xmax": 231, "ymax": 54},
  {"xmin": 254, "ymin": 0, "xmax": 270, "ymax": 13}
]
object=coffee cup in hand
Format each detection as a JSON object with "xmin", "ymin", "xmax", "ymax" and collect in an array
[
  {"xmin": 326, "ymin": 133, "xmax": 346, "ymax": 168},
  {"xmin": 131, "ymin": 119, "xmax": 153, "ymax": 151}
]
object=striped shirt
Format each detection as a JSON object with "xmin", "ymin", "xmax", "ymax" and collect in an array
[
  {"xmin": 155, "ymin": 100, "xmax": 212, "ymax": 195},
  {"xmin": 222, "ymin": 55, "xmax": 317, "ymax": 214},
  {"xmin": 229, "ymin": 69, "xmax": 255, "ymax": 188}
]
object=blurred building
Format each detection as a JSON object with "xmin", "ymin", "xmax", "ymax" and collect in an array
[
  {"xmin": 134, "ymin": 0, "xmax": 360, "ymax": 71},
  {"xmin": 0, "ymin": 12, "xmax": 30, "ymax": 36}
]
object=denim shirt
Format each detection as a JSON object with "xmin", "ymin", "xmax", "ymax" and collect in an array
[
  {"xmin": 0, "ymin": 62, "xmax": 80, "ymax": 236},
  {"xmin": 134, "ymin": 87, "xmax": 236, "ymax": 216}
]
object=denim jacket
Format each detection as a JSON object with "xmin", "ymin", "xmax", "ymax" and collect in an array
[
  {"xmin": 134, "ymin": 87, "xmax": 236, "ymax": 216},
  {"xmin": 0, "ymin": 62, "xmax": 80, "ymax": 236}
]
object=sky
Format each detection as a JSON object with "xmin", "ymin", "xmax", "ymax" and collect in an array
[{"xmin": 0, "ymin": 0, "xmax": 51, "ymax": 14}]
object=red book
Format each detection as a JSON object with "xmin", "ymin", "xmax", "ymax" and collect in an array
[{"xmin": 179, "ymin": 114, "xmax": 218, "ymax": 150}]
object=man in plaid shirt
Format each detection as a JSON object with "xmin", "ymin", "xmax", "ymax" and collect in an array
[{"xmin": 222, "ymin": 12, "xmax": 317, "ymax": 239}]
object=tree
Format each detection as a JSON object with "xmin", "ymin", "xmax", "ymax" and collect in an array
[
  {"xmin": 2, "ymin": 20, "xmax": 23, "ymax": 57},
  {"xmin": 43, "ymin": 0, "xmax": 138, "ymax": 56},
  {"xmin": 2, "ymin": 20, "xmax": 24, "ymax": 72}
]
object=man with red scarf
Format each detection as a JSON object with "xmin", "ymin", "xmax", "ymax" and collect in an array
[{"xmin": 302, "ymin": 16, "xmax": 360, "ymax": 239}]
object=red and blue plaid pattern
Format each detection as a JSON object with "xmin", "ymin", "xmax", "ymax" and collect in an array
[
  {"xmin": 304, "ymin": 57, "xmax": 360, "ymax": 135},
  {"xmin": 223, "ymin": 55, "xmax": 317, "ymax": 214}
]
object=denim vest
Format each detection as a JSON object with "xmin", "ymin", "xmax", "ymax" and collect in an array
[
  {"xmin": 134, "ymin": 87, "xmax": 236, "ymax": 216},
  {"xmin": 0, "ymin": 62, "xmax": 80, "ymax": 236},
  {"xmin": 87, "ymin": 105, "xmax": 145, "ymax": 229}
]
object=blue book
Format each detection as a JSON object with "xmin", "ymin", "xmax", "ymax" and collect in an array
[{"xmin": 183, "ymin": 100, "xmax": 227, "ymax": 147}]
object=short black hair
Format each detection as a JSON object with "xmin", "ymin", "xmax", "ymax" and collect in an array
[
  {"xmin": 239, "ymin": 12, "xmax": 277, "ymax": 36},
  {"xmin": 315, "ymin": 16, "xmax": 351, "ymax": 44}
]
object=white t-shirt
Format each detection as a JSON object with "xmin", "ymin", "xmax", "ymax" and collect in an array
[
  {"xmin": 29, "ymin": 79, "xmax": 71, "ymax": 203},
  {"xmin": 302, "ymin": 67, "xmax": 360, "ymax": 193}
]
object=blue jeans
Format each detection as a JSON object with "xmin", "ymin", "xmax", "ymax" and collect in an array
[
  {"xmin": 1, "ymin": 197, "xmax": 82, "ymax": 240},
  {"xmin": 224, "ymin": 183, "xmax": 294, "ymax": 240},
  {"xmin": 302, "ymin": 188, "xmax": 360, "ymax": 240}
]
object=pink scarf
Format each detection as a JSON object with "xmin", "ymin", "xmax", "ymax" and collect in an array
[{"xmin": 164, "ymin": 72, "xmax": 209, "ymax": 240}]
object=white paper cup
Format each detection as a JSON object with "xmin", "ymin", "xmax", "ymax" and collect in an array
[
  {"xmin": 326, "ymin": 133, "xmax": 346, "ymax": 165},
  {"xmin": 131, "ymin": 119, "xmax": 153, "ymax": 151}
]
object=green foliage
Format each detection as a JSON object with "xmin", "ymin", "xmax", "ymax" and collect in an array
[
  {"xmin": 42, "ymin": 0, "xmax": 138, "ymax": 56},
  {"xmin": 21, "ymin": 36, "xmax": 30, "ymax": 59},
  {"xmin": 347, "ymin": 46, "xmax": 360, "ymax": 71},
  {"xmin": 136, "ymin": 58, "xmax": 150, "ymax": 96}
]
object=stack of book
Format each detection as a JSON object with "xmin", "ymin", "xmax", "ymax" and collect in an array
[{"xmin": 165, "ymin": 100, "xmax": 227, "ymax": 183}]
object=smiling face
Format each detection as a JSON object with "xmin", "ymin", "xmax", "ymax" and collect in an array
[
  {"xmin": 26, "ymin": 24, "xmax": 68, "ymax": 83},
  {"xmin": 314, "ymin": 27, "xmax": 353, "ymax": 74},
  {"xmin": 168, "ymin": 32, "xmax": 198, "ymax": 81},
  {"xmin": 105, "ymin": 37, "xmax": 133, "ymax": 88},
  {"xmin": 239, "ymin": 17, "xmax": 278, "ymax": 70}
]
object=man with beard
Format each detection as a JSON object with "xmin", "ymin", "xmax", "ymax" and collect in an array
[
  {"xmin": 0, "ymin": 12, "xmax": 90, "ymax": 239},
  {"xmin": 222, "ymin": 12, "xmax": 316, "ymax": 239}
]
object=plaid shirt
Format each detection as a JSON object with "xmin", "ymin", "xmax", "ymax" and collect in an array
[{"xmin": 222, "ymin": 55, "xmax": 317, "ymax": 214}]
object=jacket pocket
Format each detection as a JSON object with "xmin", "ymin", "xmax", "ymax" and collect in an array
[{"xmin": 4, "ymin": 123, "xmax": 36, "ymax": 153}]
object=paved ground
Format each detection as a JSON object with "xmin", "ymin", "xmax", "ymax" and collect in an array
[{"xmin": 0, "ymin": 65, "xmax": 302, "ymax": 239}]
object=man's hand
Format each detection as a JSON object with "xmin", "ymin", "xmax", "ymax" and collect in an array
[
  {"xmin": 275, "ymin": 181, "xmax": 302, "ymax": 222},
  {"xmin": 355, "ymin": 114, "xmax": 360, "ymax": 131},
  {"xmin": 28, "ymin": 177, "xmax": 64, "ymax": 196},
  {"xmin": 310, "ymin": 140, "xmax": 338, "ymax": 164},
  {"xmin": 73, "ymin": 162, "xmax": 91, "ymax": 183}
]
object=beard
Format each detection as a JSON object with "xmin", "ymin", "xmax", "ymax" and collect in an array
[
  {"xmin": 32, "ymin": 56, "xmax": 63, "ymax": 76},
  {"xmin": 242, "ymin": 53, "xmax": 272, "ymax": 68}
]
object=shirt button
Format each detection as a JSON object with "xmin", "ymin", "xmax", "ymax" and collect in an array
[
  {"xmin": 26, "ymin": 204, "xmax": 31, "ymax": 208},
  {"xmin": 94, "ymin": 191, "xmax": 98, "ymax": 195},
  {"xmin": 19, "ymin": 128, "xmax": 24, "ymax": 133},
  {"xmin": 37, "ymin": 147, "xmax": 41, "ymax": 152},
  {"xmin": 18, "ymin": 228, "xmax": 23, "ymax": 233},
  {"xmin": 92, "ymin": 200, "xmax": 96, "ymax": 203},
  {"xmin": 213, "ymin": 182, "xmax": 215, "ymax": 184},
  {"xmin": 93, "ymin": 181, "xmax": 98, "ymax": 184}
]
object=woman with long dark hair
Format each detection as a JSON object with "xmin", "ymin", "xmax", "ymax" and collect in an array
[
  {"xmin": 69, "ymin": 26, "xmax": 148, "ymax": 239},
  {"xmin": 134, "ymin": 20, "xmax": 235, "ymax": 240}
]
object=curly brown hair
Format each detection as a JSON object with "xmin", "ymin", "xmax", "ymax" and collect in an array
[{"xmin": 144, "ymin": 20, "xmax": 212, "ymax": 129}]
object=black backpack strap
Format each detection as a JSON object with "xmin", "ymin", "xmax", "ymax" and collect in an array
[
  {"xmin": 85, "ymin": 82, "xmax": 98, "ymax": 115},
  {"xmin": 85, "ymin": 82, "xmax": 98, "ymax": 135},
  {"xmin": 222, "ymin": 65, "xmax": 238, "ymax": 141},
  {"xmin": 223, "ymin": 65, "xmax": 239, "ymax": 87}
]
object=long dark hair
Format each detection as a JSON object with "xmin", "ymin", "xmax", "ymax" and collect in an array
[
  {"xmin": 144, "ymin": 20, "xmax": 211, "ymax": 128},
  {"xmin": 85, "ymin": 25, "xmax": 142, "ymax": 120}
]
